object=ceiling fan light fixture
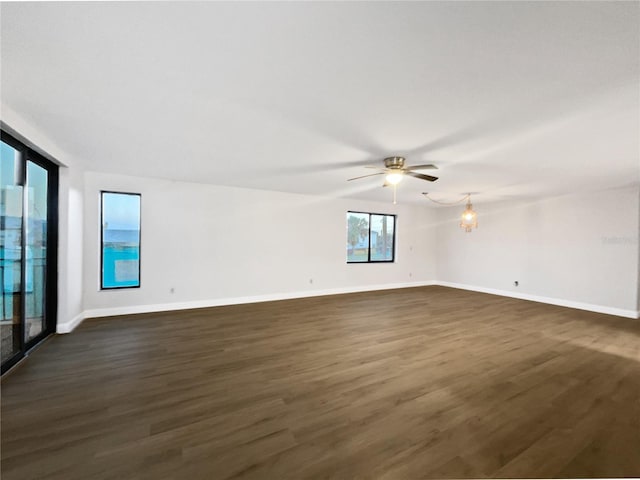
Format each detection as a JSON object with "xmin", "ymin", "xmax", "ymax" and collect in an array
[
  {"xmin": 347, "ymin": 157, "xmax": 438, "ymax": 204},
  {"xmin": 385, "ymin": 172, "xmax": 404, "ymax": 185}
]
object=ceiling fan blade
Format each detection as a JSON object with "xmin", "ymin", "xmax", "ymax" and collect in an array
[
  {"xmin": 364, "ymin": 165, "xmax": 384, "ymax": 169},
  {"xmin": 406, "ymin": 171, "xmax": 438, "ymax": 182},
  {"xmin": 405, "ymin": 164, "xmax": 438, "ymax": 170},
  {"xmin": 347, "ymin": 172, "xmax": 385, "ymax": 181}
]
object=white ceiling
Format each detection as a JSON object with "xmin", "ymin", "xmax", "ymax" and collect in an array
[{"xmin": 1, "ymin": 1, "xmax": 638, "ymax": 205}]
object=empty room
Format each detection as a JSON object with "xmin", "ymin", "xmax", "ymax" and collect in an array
[{"xmin": 1, "ymin": 1, "xmax": 639, "ymax": 479}]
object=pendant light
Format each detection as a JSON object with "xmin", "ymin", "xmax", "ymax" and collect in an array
[
  {"xmin": 459, "ymin": 196, "xmax": 478, "ymax": 233},
  {"xmin": 422, "ymin": 192, "xmax": 479, "ymax": 233}
]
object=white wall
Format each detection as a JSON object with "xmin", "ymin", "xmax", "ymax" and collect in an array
[
  {"xmin": 637, "ymin": 186, "xmax": 640, "ymax": 312},
  {"xmin": 435, "ymin": 186, "xmax": 640, "ymax": 317},
  {"xmin": 78, "ymin": 173, "xmax": 639, "ymax": 321},
  {"xmin": 57, "ymin": 166, "xmax": 84, "ymax": 332},
  {"xmin": 81, "ymin": 172, "xmax": 438, "ymax": 316}
]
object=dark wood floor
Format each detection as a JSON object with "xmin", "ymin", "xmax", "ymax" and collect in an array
[{"xmin": 2, "ymin": 286, "xmax": 639, "ymax": 479}]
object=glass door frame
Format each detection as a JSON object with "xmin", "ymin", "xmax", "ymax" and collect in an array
[{"xmin": 1, "ymin": 130, "xmax": 58, "ymax": 375}]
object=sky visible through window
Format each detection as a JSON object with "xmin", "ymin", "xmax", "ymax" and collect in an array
[{"xmin": 103, "ymin": 192, "xmax": 140, "ymax": 230}]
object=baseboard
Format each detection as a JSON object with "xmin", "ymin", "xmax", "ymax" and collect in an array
[
  {"xmin": 56, "ymin": 279, "xmax": 638, "ymax": 334},
  {"xmin": 60, "ymin": 281, "xmax": 436, "ymax": 333},
  {"xmin": 56, "ymin": 312, "xmax": 86, "ymax": 334},
  {"xmin": 434, "ymin": 281, "xmax": 640, "ymax": 319}
]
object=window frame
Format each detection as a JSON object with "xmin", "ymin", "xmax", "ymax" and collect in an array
[
  {"xmin": 100, "ymin": 190, "xmax": 142, "ymax": 290},
  {"xmin": 346, "ymin": 210, "xmax": 396, "ymax": 264}
]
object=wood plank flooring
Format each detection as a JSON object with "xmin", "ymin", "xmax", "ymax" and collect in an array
[{"xmin": 1, "ymin": 286, "xmax": 639, "ymax": 479}]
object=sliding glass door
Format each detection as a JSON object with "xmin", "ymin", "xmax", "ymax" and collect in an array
[
  {"xmin": 1, "ymin": 140, "xmax": 24, "ymax": 367},
  {"xmin": 1, "ymin": 131, "xmax": 58, "ymax": 374}
]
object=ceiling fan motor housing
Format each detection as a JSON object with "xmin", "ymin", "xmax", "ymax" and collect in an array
[{"xmin": 384, "ymin": 156, "xmax": 405, "ymax": 169}]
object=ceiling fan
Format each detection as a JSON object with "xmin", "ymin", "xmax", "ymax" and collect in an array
[
  {"xmin": 347, "ymin": 156, "xmax": 438, "ymax": 187},
  {"xmin": 347, "ymin": 156, "xmax": 438, "ymax": 204}
]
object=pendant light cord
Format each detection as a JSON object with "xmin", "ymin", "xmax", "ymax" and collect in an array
[{"xmin": 422, "ymin": 193, "xmax": 471, "ymax": 206}]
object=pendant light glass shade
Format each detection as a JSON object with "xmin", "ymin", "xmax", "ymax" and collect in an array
[{"xmin": 460, "ymin": 198, "xmax": 478, "ymax": 232}]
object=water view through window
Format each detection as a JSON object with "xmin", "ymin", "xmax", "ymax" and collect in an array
[{"xmin": 101, "ymin": 192, "xmax": 141, "ymax": 289}]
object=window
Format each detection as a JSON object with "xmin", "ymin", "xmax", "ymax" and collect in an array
[
  {"xmin": 346, "ymin": 211, "xmax": 395, "ymax": 263},
  {"xmin": 101, "ymin": 192, "xmax": 141, "ymax": 289}
]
